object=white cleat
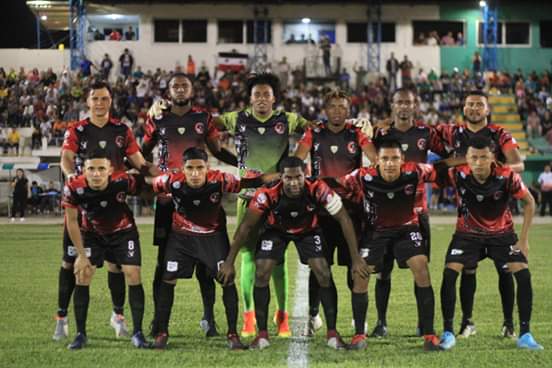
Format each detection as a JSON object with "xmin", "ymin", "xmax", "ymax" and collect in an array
[
  {"xmin": 53, "ymin": 316, "xmax": 69, "ymax": 341},
  {"xmin": 304, "ymin": 314, "xmax": 323, "ymax": 337},
  {"xmin": 110, "ymin": 311, "xmax": 129, "ymax": 338}
]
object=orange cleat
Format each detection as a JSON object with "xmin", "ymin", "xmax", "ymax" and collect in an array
[
  {"xmin": 240, "ymin": 311, "xmax": 256, "ymax": 337},
  {"xmin": 273, "ymin": 310, "xmax": 291, "ymax": 337}
]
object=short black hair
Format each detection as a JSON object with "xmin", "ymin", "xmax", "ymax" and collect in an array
[
  {"xmin": 182, "ymin": 147, "xmax": 208, "ymax": 162},
  {"xmin": 84, "ymin": 148, "xmax": 110, "ymax": 161},
  {"xmin": 375, "ymin": 138, "xmax": 402, "ymax": 152},
  {"xmin": 392, "ymin": 87, "xmax": 417, "ymax": 99},
  {"xmin": 464, "ymin": 90, "xmax": 488, "ymax": 102},
  {"xmin": 87, "ymin": 81, "xmax": 112, "ymax": 97},
  {"xmin": 467, "ymin": 136, "xmax": 492, "ymax": 150},
  {"xmin": 247, "ymin": 73, "xmax": 280, "ymax": 99},
  {"xmin": 279, "ymin": 156, "xmax": 305, "ymax": 173},
  {"xmin": 169, "ymin": 72, "xmax": 194, "ymax": 86}
]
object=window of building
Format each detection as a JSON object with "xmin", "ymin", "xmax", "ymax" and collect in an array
[
  {"xmin": 154, "ymin": 19, "xmax": 179, "ymax": 42},
  {"xmin": 283, "ymin": 21, "xmax": 336, "ymax": 44},
  {"xmin": 505, "ymin": 22, "xmax": 530, "ymax": 45},
  {"xmin": 412, "ymin": 20, "xmax": 465, "ymax": 46},
  {"xmin": 346, "ymin": 22, "xmax": 396, "ymax": 43},
  {"xmin": 88, "ymin": 14, "xmax": 140, "ymax": 41},
  {"xmin": 218, "ymin": 20, "xmax": 244, "ymax": 43},
  {"xmin": 181, "ymin": 20, "xmax": 207, "ymax": 42},
  {"xmin": 477, "ymin": 21, "xmax": 504, "ymax": 45},
  {"xmin": 246, "ymin": 20, "xmax": 272, "ymax": 44},
  {"xmin": 540, "ymin": 21, "xmax": 552, "ymax": 47}
]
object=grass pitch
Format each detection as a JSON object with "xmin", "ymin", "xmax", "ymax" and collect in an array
[{"xmin": 0, "ymin": 223, "xmax": 550, "ymax": 367}]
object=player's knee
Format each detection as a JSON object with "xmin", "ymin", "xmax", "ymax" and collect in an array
[
  {"xmin": 352, "ymin": 274, "xmax": 369, "ymax": 293},
  {"xmin": 508, "ymin": 262, "xmax": 528, "ymax": 274},
  {"xmin": 106, "ymin": 262, "xmax": 121, "ymax": 273},
  {"xmin": 312, "ymin": 267, "xmax": 331, "ymax": 288},
  {"xmin": 123, "ymin": 266, "xmax": 141, "ymax": 285},
  {"xmin": 254, "ymin": 267, "xmax": 271, "ymax": 287}
]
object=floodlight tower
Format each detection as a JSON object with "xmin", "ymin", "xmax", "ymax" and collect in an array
[
  {"xmin": 69, "ymin": 0, "xmax": 86, "ymax": 70},
  {"xmin": 366, "ymin": 0, "xmax": 382, "ymax": 73},
  {"xmin": 251, "ymin": 7, "xmax": 269, "ymax": 73},
  {"xmin": 480, "ymin": 0, "xmax": 498, "ymax": 71}
]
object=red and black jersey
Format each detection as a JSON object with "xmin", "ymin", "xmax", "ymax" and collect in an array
[
  {"xmin": 340, "ymin": 163, "xmax": 436, "ymax": 231},
  {"xmin": 297, "ymin": 122, "xmax": 372, "ymax": 179},
  {"xmin": 437, "ymin": 123, "xmax": 518, "ymax": 163},
  {"xmin": 62, "ymin": 118, "xmax": 140, "ymax": 174},
  {"xmin": 62, "ymin": 172, "xmax": 140, "ymax": 235},
  {"xmin": 142, "ymin": 107, "xmax": 219, "ymax": 172},
  {"xmin": 153, "ymin": 170, "xmax": 240, "ymax": 235},
  {"xmin": 447, "ymin": 165, "xmax": 528, "ymax": 236},
  {"xmin": 249, "ymin": 179, "xmax": 340, "ymax": 235},
  {"xmin": 372, "ymin": 121, "xmax": 446, "ymax": 162}
]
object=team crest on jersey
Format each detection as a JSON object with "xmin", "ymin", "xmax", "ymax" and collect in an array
[
  {"xmin": 178, "ymin": 127, "xmax": 186, "ymax": 135},
  {"xmin": 193, "ymin": 200, "xmax": 201, "ymax": 206},
  {"xmin": 330, "ymin": 145, "xmax": 339, "ymax": 154},
  {"xmin": 100, "ymin": 201, "xmax": 108, "ymax": 207},
  {"xmin": 387, "ymin": 192, "xmax": 395, "ymax": 199},
  {"xmin": 274, "ymin": 122, "xmax": 286, "ymax": 135},
  {"xmin": 314, "ymin": 127, "xmax": 321, "ymax": 133},
  {"xmin": 116, "ymin": 191, "xmax": 126, "ymax": 202},
  {"xmin": 417, "ymin": 138, "xmax": 427, "ymax": 151},
  {"xmin": 256, "ymin": 193, "xmax": 267, "ymax": 204},
  {"xmin": 115, "ymin": 136, "xmax": 125, "ymax": 148},
  {"xmin": 290, "ymin": 211, "xmax": 299, "ymax": 218},
  {"xmin": 76, "ymin": 187, "xmax": 84, "ymax": 195},
  {"xmin": 460, "ymin": 171, "xmax": 467, "ymax": 179},
  {"xmin": 99, "ymin": 140, "xmax": 107, "ymax": 149},
  {"xmin": 347, "ymin": 141, "xmax": 357, "ymax": 154},
  {"xmin": 77, "ymin": 125, "xmax": 84, "ymax": 132},
  {"xmin": 306, "ymin": 204, "xmax": 315, "ymax": 212},
  {"xmin": 257, "ymin": 127, "xmax": 266, "ymax": 135},
  {"xmin": 194, "ymin": 122, "xmax": 205, "ymax": 134},
  {"xmin": 364, "ymin": 174, "xmax": 373, "ymax": 182},
  {"xmin": 404, "ymin": 184, "xmax": 415, "ymax": 196},
  {"xmin": 476, "ymin": 194, "xmax": 485, "ymax": 202},
  {"xmin": 493, "ymin": 191, "xmax": 504, "ymax": 200},
  {"xmin": 401, "ymin": 143, "xmax": 408, "ymax": 151},
  {"xmin": 210, "ymin": 192, "xmax": 221, "ymax": 203},
  {"xmin": 172, "ymin": 181, "xmax": 181, "ymax": 189}
]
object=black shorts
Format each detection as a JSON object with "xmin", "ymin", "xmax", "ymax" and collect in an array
[
  {"xmin": 318, "ymin": 214, "xmax": 360, "ymax": 266},
  {"xmin": 82, "ymin": 229, "xmax": 141, "ymax": 267},
  {"xmin": 361, "ymin": 226, "xmax": 428, "ymax": 272},
  {"xmin": 445, "ymin": 232, "xmax": 527, "ymax": 270},
  {"xmin": 153, "ymin": 197, "xmax": 174, "ymax": 247},
  {"xmin": 256, "ymin": 228, "xmax": 325, "ymax": 265},
  {"xmin": 163, "ymin": 230, "xmax": 229, "ymax": 280}
]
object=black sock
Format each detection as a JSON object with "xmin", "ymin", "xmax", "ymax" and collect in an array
[
  {"xmin": 152, "ymin": 264, "xmax": 164, "ymax": 315},
  {"xmin": 319, "ymin": 286, "xmax": 338, "ymax": 331},
  {"xmin": 514, "ymin": 269, "xmax": 532, "ymax": 335},
  {"xmin": 375, "ymin": 277, "xmax": 391, "ymax": 325},
  {"xmin": 196, "ymin": 264, "xmax": 216, "ymax": 322},
  {"xmin": 73, "ymin": 285, "xmax": 89, "ymax": 335},
  {"xmin": 416, "ymin": 285, "xmax": 435, "ymax": 335},
  {"xmin": 496, "ymin": 263, "xmax": 515, "ymax": 326},
  {"xmin": 157, "ymin": 282, "xmax": 175, "ymax": 334},
  {"xmin": 254, "ymin": 286, "xmax": 270, "ymax": 331},
  {"xmin": 459, "ymin": 271, "xmax": 476, "ymax": 323},
  {"xmin": 128, "ymin": 284, "xmax": 145, "ymax": 334},
  {"xmin": 222, "ymin": 285, "xmax": 239, "ymax": 334},
  {"xmin": 57, "ymin": 267, "xmax": 75, "ymax": 317},
  {"xmin": 352, "ymin": 292, "xmax": 368, "ymax": 335},
  {"xmin": 108, "ymin": 271, "xmax": 125, "ymax": 315},
  {"xmin": 414, "ymin": 283, "xmax": 423, "ymax": 330},
  {"xmin": 308, "ymin": 270, "xmax": 321, "ymax": 317},
  {"xmin": 441, "ymin": 268, "xmax": 459, "ymax": 333}
]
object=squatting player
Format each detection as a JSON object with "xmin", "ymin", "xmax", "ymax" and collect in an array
[
  {"xmin": 338, "ymin": 139, "xmax": 442, "ymax": 351},
  {"xmin": 295, "ymin": 89, "xmax": 376, "ymax": 335},
  {"xmin": 437, "ymin": 90, "xmax": 524, "ymax": 338},
  {"xmin": 63, "ymin": 150, "xmax": 149, "ymax": 350},
  {"xmin": 149, "ymin": 148, "xmax": 276, "ymax": 350},
  {"xmin": 438, "ymin": 136, "xmax": 543, "ymax": 351},
  {"xmin": 142, "ymin": 72, "xmax": 237, "ymax": 337},
  {"xmin": 219, "ymin": 156, "xmax": 369, "ymax": 350},
  {"xmin": 54, "ymin": 81, "xmax": 157, "ymax": 341},
  {"xmin": 370, "ymin": 88, "xmax": 446, "ymax": 337}
]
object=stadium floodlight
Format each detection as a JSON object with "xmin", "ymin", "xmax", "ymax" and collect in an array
[
  {"xmin": 479, "ymin": 0, "xmax": 487, "ymax": 7},
  {"xmin": 301, "ymin": 18, "xmax": 311, "ymax": 24},
  {"xmin": 109, "ymin": 14, "xmax": 123, "ymax": 20},
  {"xmin": 40, "ymin": 15, "xmax": 47, "ymax": 21}
]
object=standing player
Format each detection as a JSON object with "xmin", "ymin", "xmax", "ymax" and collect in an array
[
  {"xmin": 218, "ymin": 156, "xmax": 369, "ymax": 349},
  {"xmin": 63, "ymin": 150, "xmax": 149, "ymax": 349},
  {"xmin": 212, "ymin": 74, "xmax": 310, "ymax": 337},
  {"xmin": 54, "ymin": 81, "xmax": 156, "ymax": 341},
  {"xmin": 294, "ymin": 89, "xmax": 376, "ymax": 335},
  {"xmin": 149, "ymin": 148, "xmax": 276, "ymax": 349},
  {"xmin": 369, "ymin": 88, "xmax": 446, "ymax": 337},
  {"xmin": 142, "ymin": 73, "xmax": 237, "ymax": 337},
  {"xmin": 338, "ymin": 139, "xmax": 441, "ymax": 351},
  {"xmin": 437, "ymin": 90, "xmax": 524, "ymax": 338},
  {"xmin": 439, "ymin": 136, "xmax": 543, "ymax": 351}
]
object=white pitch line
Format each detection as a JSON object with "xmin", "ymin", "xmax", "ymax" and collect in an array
[{"xmin": 287, "ymin": 262, "xmax": 310, "ymax": 368}]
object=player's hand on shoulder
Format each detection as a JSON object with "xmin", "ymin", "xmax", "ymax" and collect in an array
[
  {"xmin": 147, "ymin": 98, "xmax": 170, "ymax": 120},
  {"xmin": 217, "ymin": 261, "xmax": 235, "ymax": 286}
]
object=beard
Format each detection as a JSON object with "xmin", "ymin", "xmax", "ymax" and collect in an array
[
  {"xmin": 172, "ymin": 98, "xmax": 191, "ymax": 107},
  {"xmin": 465, "ymin": 114, "xmax": 486, "ymax": 124}
]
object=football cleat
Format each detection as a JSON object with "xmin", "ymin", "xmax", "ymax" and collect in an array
[
  {"xmin": 327, "ymin": 330, "xmax": 347, "ymax": 350},
  {"xmin": 501, "ymin": 323, "xmax": 516, "ymax": 339},
  {"xmin": 250, "ymin": 331, "xmax": 270, "ymax": 350},
  {"xmin": 304, "ymin": 314, "xmax": 323, "ymax": 337},
  {"xmin": 240, "ymin": 311, "xmax": 256, "ymax": 338},
  {"xmin": 152, "ymin": 333, "xmax": 168, "ymax": 349},
  {"xmin": 53, "ymin": 316, "xmax": 69, "ymax": 341},
  {"xmin": 517, "ymin": 333, "xmax": 544, "ymax": 351},
  {"xmin": 439, "ymin": 331, "xmax": 456, "ymax": 350},
  {"xmin": 200, "ymin": 319, "xmax": 219, "ymax": 337},
  {"xmin": 110, "ymin": 312, "xmax": 129, "ymax": 338},
  {"xmin": 273, "ymin": 310, "xmax": 291, "ymax": 337},
  {"xmin": 131, "ymin": 331, "xmax": 151, "ymax": 349},
  {"xmin": 227, "ymin": 333, "xmax": 248, "ymax": 350},
  {"xmin": 349, "ymin": 334, "xmax": 367, "ymax": 350},
  {"xmin": 370, "ymin": 321, "xmax": 388, "ymax": 338},
  {"xmin": 458, "ymin": 321, "xmax": 476, "ymax": 338},
  {"xmin": 67, "ymin": 333, "xmax": 87, "ymax": 350},
  {"xmin": 424, "ymin": 334, "xmax": 442, "ymax": 352}
]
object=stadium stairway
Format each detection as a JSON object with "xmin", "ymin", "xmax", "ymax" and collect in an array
[{"xmin": 488, "ymin": 94, "xmax": 529, "ymax": 156}]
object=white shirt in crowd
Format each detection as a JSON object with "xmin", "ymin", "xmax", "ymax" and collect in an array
[{"xmin": 538, "ymin": 171, "xmax": 552, "ymax": 191}]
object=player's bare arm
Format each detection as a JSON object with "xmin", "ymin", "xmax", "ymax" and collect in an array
[
  {"xmin": 331, "ymin": 206, "xmax": 369, "ymax": 278},
  {"xmin": 65, "ymin": 206, "xmax": 92, "ymax": 277},
  {"xmin": 61, "ymin": 149, "xmax": 77, "ymax": 179},
  {"xmin": 503, "ymin": 148, "xmax": 525, "ymax": 173},
  {"xmin": 514, "ymin": 191, "xmax": 536, "ymax": 258}
]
